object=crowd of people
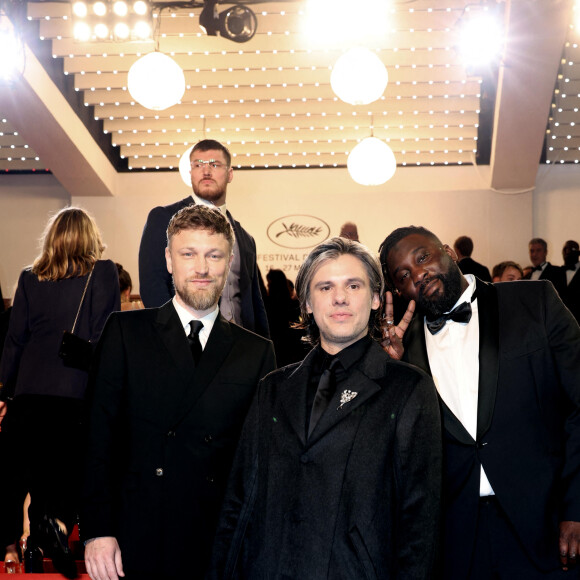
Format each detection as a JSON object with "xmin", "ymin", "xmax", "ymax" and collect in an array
[{"xmin": 0, "ymin": 138, "xmax": 578, "ymax": 580}]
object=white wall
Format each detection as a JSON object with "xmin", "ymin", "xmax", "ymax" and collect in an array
[{"xmin": 1, "ymin": 163, "xmax": 576, "ymax": 300}]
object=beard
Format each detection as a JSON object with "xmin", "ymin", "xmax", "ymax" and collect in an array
[
  {"xmin": 415, "ymin": 262, "xmax": 464, "ymax": 320},
  {"xmin": 175, "ymin": 277, "xmax": 224, "ymax": 312}
]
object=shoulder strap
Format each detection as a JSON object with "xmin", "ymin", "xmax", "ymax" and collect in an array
[{"xmin": 71, "ymin": 267, "xmax": 94, "ymax": 334}]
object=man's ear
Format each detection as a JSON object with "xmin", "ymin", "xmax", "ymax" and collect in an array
[
  {"xmin": 227, "ymin": 167, "xmax": 234, "ymax": 184},
  {"xmin": 371, "ymin": 292, "xmax": 380, "ymax": 310},
  {"xmin": 165, "ymin": 246, "xmax": 173, "ymax": 274},
  {"xmin": 443, "ymin": 244, "xmax": 458, "ymax": 263},
  {"xmin": 306, "ymin": 301, "xmax": 313, "ymax": 314}
]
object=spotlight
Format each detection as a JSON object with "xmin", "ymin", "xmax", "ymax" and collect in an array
[{"xmin": 199, "ymin": 0, "xmax": 257, "ymax": 43}]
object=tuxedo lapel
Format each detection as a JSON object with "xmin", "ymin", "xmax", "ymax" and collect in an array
[
  {"xmin": 404, "ymin": 312, "xmax": 474, "ymax": 445},
  {"xmin": 279, "ymin": 350, "xmax": 317, "ymax": 446},
  {"xmin": 169, "ymin": 315, "xmax": 235, "ymax": 427},
  {"xmin": 307, "ymin": 342, "xmax": 384, "ymax": 445},
  {"xmin": 475, "ymin": 279, "xmax": 499, "ymax": 439}
]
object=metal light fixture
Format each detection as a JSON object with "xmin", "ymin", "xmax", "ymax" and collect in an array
[
  {"xmin": 199, "ymin": 0, "xmax": 257, "ymax": 43},
  {"xmin": 72, "ymin": 0, "xmax": 153, "ymax": 41}
]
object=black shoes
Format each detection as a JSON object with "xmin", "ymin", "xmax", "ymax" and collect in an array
[{"xmin": 33, "ymin": 515, "xmax": 79, "ymax": 579}]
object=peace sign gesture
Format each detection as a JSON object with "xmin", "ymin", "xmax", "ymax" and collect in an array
[{"xmin": 380, "ymin": 291, "xmax": 415, "ymax": 360}]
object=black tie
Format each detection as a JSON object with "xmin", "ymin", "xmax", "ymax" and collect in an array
[
  {"xmin": 308, "ymin": 357, "xmax": 341, "ymax": 438},
  {"xmin": 187, "ymin": 320, "xmax": 204, "ymax": 365},
  {"xmin": 426, "ymin": 301, "xmax": 472, "ymax": 335},
  {"xmin": 531, "ymin": 265, "xmax": 543, "ymax": 272}
]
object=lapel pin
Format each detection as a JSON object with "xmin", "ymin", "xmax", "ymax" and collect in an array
[{"xmin": 338, "ymin": 390, "xmax": 358, "ymax": 410}]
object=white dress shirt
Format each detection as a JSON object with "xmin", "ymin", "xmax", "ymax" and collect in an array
[
  {"xmin": 172, "ymin": 297, "xmax": 219, "ymax": 350},
  {"xmin": 566, "ymin": 262, "xmax": 580, "ymax": 285},
  {"xmin": 424, "ymin": 274, "xmax": 494, "ymax": 496}
]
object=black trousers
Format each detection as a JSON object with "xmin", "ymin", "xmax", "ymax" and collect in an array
[
  {"xmin": 468, "ymin": 496, "xmax": 579, "ymax": 580},
  {"xmin": 0, "ymin": 394, "xmax": 84, "ymax": 549}
]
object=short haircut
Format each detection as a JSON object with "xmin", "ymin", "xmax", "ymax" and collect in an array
[
  {"xmin": 454, "ymin": 235, "xmax": 473, "ymax": 257},
  {"xmin": 166, "ymin": 205, "xmax": 235, "ymax": 255},
  {"xmin": 32, "ymin": 206, "xmax": 104, "ymax": 281},
  {"xmin": 190, "ymin": 139, "xmax": 232, "ymax": 167},
  {"xmin": 491, "ymin": 260, "xmax": 523, "ymax": 280},
  {"xmin": 378, "ymin": 225, "xmax": 442, "ymax": 291},
  {"xmin": 529, "ymin": 238, "xmax": 547, "ymax": 251},
  {"xmin": 294, "ymin": 237, "xmax": 384, "ymax": 346}
]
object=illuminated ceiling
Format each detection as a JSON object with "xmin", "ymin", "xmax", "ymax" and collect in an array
[{"xmin": 0, "ymin": 0, "xmax": 575, "ymax": 196}]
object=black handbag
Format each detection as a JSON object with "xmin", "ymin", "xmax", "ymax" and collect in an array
[{"xmin": 58, "ymin": 268, "xmax": 94, "ymax": 371}]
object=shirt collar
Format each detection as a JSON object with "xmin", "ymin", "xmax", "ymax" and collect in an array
[
  {"xmin": 448, "ymin": 274, "xmax": 476, "ymax": 313},
  {"xmin": 191, "ymin": 192, "xmax": 227, "ymax": 215},
  {"xmin": 316, "ymin": 334, "xmax": 372, "ymax": 372},
  {"xmin": 172, "ymin": 296, "xmax": 220, "ymax": 336}
]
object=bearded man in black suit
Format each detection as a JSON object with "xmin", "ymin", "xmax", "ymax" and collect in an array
[
  {"xmin": 210, "ymin": 237, "xmax": 441, "ymax": 579},
  {"xmin": 138, "ymin": 139, "xmax": 269, "ymax": 338},
  {"xmin": 562, "ymin": 240, "xmax": 580, "ymax": 323},
  {"xmin": 82, "ymin": 205, "xmax": 275, "ymax": 580},
  {"xmin": 379, "ymin": 226, "xmax": 580, "ymax": 579}
]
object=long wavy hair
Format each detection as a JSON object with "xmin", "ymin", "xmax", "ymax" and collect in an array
[{"xmin": 31, "ymin": 207, "xmax": 105, "ymax": 281}]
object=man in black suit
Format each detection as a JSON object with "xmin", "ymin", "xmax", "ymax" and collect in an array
[
  {"xmin": 379, "ymin": 226, "xmax": 580, "ymax": 579},
  {"xmin": 82, "ymin": 205, "xmax": 276, "ymax": 580},
  {"xmin": 454, "ymin": 235, "xmax": 491, "ymax": 282},
  {"xmin": 562, "ymin": 240, "xmax": 580, "ymax": 323},
  {"xmin": 211, "ymin": 237, "xmax": 441, "ymax": 579},
  {"xmin": 138, "ymin": 139, "xmax": 269, "ymax": 338},
  {"xmin": 524, "ymin": 237, "xmax": 566, "ymax": 296}
]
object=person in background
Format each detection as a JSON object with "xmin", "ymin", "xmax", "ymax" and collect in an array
[
  {"xmin": 0, "ymin": 207, "xmax": 120, "ymax": 578},
  {"xmin": 491, "ymin": 260, "xmax": 524, "ymax": 282},
  {"xmin": 453, "ymin": 235, "xmax": 492, "ymax": 282},
  {"xmin": 82, "ymin": 205, "xmax": 275, "ymax": 580},
  {"xmin": 339, "ymin": 221, "xmax": 359, "ymax": 242},
  {"xmin": 562, "ymin": 240, "xmax": 580, "ymax": 323},
  {"xmin": 211, "ymin": 237, "xmax": 441, "ymax": 579},
  {"xmin": 264, "ymin": 268, "xmax": 305, "ymax": 367},
  {"xmin": 115, "ymin": 263, "xmax": 143, "ymax": 311},
  {"xmin": 138, "ymin": 139, "xmax": 269, "ymax": 338},
  {"xmin": 524, "ymin": 237, "xmax": 566, "ymax": 296},
  {"xmin": 379, "ymin": 225, "xmax": 580, "ymax": 579}
]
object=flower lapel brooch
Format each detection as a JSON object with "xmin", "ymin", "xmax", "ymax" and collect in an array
[{"xmin": 338, "ymin": 389, "xmax": 358, "ymax": 410}]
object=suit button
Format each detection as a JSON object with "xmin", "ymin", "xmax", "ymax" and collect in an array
[
  {"xmin": 167, "ymin": 431, "xmax": 175, "ymax": 437},
  {"xmin": 300, "ymin": 454, "xmax": 310, "ymax": 464},
  {"xmin": 204, "ymin": 435, "xmax": 212, "ymax": 443},
  {"xmin": 206, "ymin": 475, "xmax": 214, "ymax": 483},
  {"xmin": 155, "ymin": 468, "xmax": 164, "ymax": 476}
]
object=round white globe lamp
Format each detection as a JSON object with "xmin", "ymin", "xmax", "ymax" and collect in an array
[
  {"xmin": 179, "ymin": 145, "xmax": 194, "ymax": 187},
  {"xmin": 331, "ymin": 47, "xmax": 388, "ymax": 106},
  {"xmin": 347, "ymin": 137, "xmax": 396, "ymax": 186},
  {"xmin": 128, "ymin": 52, "xmax": 186, "ymax": 111}
]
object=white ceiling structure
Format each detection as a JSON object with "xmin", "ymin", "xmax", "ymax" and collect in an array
[{"xmin": 0, "ymin": 0, "xmax": 575, "ymax": 197}]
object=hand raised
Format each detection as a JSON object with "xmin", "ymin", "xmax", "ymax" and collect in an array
[{"xmin": 380, "ymin": 291, "xmax": 415, "ymax": 360}]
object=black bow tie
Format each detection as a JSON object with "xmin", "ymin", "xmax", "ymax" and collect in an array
[
  {"xmin": 426, "ymin": 301, "xmax": 473, "ymax": 335},
  {"xmin": 531, "ymin": 265, "xmax": 543, "ymax": 272},
  {"xmin": 565, "ymin": 265, "xmax": 577, "ymax": 271}
]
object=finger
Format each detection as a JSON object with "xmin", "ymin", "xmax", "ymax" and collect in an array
[
  {"xmin": 115, "ymin": 548, "xmax": 125, "ymax": 578},
  {"xmin": 396, "ymin": 300, "xmax": 416, "ymax": 334},
  {"xmin": 560, "ymin": 538, "xmax": 570, "ymax": 569},
  {"xmin": 383, "ymin": 291, "xmax": 394, "ymax": 322}
]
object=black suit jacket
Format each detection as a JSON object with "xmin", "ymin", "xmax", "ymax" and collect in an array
[
  {"xmin": 458, "ymin": 257, "xmax": 491, "ymax": 282},
  {"xmin": 402, "ymin": 279, "xmax": 580, "ymax": 578},
  {"xmin": 562, "ymin": 266, "xmax": 580, "ymax": 323},
  {"xmin": 81, "ymin": 302, "xmax": 276, "ymax": 578},
  {"xmin": 524, "ymin": 262, "xmax": 566, "ymax": 296},
  {"xmin": 138, "ymin": 196, "xmax": 269, "ymax": 338},
  {"xmin": 211, "ymin": 340, "xmax": 442, "ymax": 579}
]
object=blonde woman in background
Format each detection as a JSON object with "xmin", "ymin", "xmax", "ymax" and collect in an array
[{"xmin": 0, "ymin": 207, "xmax": 120, "ymax": 577}]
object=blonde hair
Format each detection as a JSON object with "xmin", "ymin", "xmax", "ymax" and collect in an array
[{"xmin": 32, "ymin": 207, "xmax": 105, "ymax": 281}]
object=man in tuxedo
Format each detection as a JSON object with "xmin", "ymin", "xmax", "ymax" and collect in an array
[
  {"xmin": 82, "ymin": 205, "xmax": 276, "ymax": 580},
  {"xmin": 138, "ymin": 139, "xmax": 269, "ymax": 338},
  {"xmin": 379, "ymin": 226, "xmax": 580, "ymax": 579},
  {"xmin": 454, "ymin": 235, "xmax": 492, "ymax": 282},
  {"xmin": 211, "ymin": 237, "xmax": 441, "ymax": 579},
  {"xmin": 524, "ymin": 237, "xmax": 566, "ymax": 296},
  {"xmin": 562, "ymin": 240, "xmax": 580, "ymax": 323}
]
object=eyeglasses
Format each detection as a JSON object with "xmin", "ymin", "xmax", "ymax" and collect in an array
[{"xmin": 191, "ymin": 159, "xmax": 229, "ymax": 171}]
